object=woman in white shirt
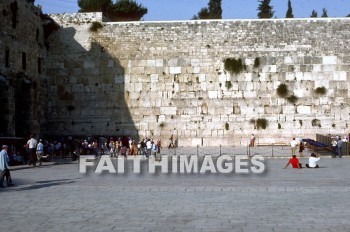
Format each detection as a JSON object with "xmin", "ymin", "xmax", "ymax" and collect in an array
[{"xmin": 306, "ymin": 153, "xmax": 320, "ymax": 168}]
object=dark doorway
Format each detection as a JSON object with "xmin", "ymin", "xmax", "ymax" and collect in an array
[{"xmin": 15, "ymin": 74, "xmax": 32, "ymax": 137}]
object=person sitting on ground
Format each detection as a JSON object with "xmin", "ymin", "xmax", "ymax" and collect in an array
[
  {"xmin": 284, "ymin": 155, "xmax": 302, "ymax": 169},
  {"xmin": 306, "ymin": 153, "xmax": 320, "ymax": 168}
]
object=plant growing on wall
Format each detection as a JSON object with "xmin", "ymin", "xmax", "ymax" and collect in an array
[
  {"xmin": 225, "ymin": 122, "xmax": 229, "ymax": 130},
  {"xmin": 224, "ymin": 58, "xmax": 247, "ymax": 75},
  {"xmin": 253, "ymin": 57, "xmax": 260, "ymax": 68},
  {"xmin": 311, "ymin": 119, "xmax": 321, "ymax": 127},
  {"xmin": 287, "ymin": 95, "xmax": 298, "ymax": 104},
  {"xmin": 278, "ymin": 123, "xmax": 281, "ymax": 129},
  {"xmin": 225, "ymin": 81, "xmax": 233, "ymax": 90},
  {"xmin": 89, "ymin": 22, "xmax": 103, "ymax": 32},
  {"xmin": 315, "ymin": 87, "xmax": 327, "ymax": 95},
  {"xmin": 256, "ymin": 118, "xmax": 268, "ymax": 129},
  {"xmin": 276, "ymin": 83, "xmax": 299, "ymax": 104},
  {"xmin": 276, "ymin": 83, "xmax": 289, "ymax": 98}
]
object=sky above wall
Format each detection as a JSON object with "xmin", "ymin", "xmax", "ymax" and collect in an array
[{"xmin": 36, "ymin": 0, "xmax": 350, "ymax": 20}]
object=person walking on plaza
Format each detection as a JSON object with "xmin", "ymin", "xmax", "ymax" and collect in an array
[
  {"xmin": 284, "ymin": 155, "xmax": 302, "ymax": 169},
  {"xmin": 0, "ymin": 145, "xmax": 14, "ymax": 187},
  {"xmin": 306, "ymin": 153, "xmax": 320, "ymax": 168},
  {"xmin": 36, "ymin": 139, "xmax": 44, "ymax": 166},
  {"xmin": 290, "ymin": 138, "xmax": 298, "ymax": 156},
  {"xmin": 249, "ymin": 134, "xmax": 255, "ymax": 147},
  {"xmin": 26, "ymin": 135, "xmax": 38, "ymax": 167},
  {"xmin": 337, "ymin": 138, "xmax": 343, "ymax": 158}
]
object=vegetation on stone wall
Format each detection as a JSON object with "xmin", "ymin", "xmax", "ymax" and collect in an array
[
  {"xmin": 225, "ymin": 122, "xmax": 229, "ymax": 130},
  {"xmin": 224, "ymin": 58, "xmax": 247, "ymax": 75},
  {"xmin": 256, "ymin": 118, "xmax": 268, "ymax": 129},
  {"xmin": 312, "ymin": 119, "xmax": 321, "ymax": 127},
  {"xmin": 278, "ymin": 123, "xmax": 281, "ymax": 129},
  {"xmin": 159, "ymin": 122, "xmax": 165, "ymax": 129},
  {"xmin": 250, "ymin": 118, "xmax": 268, "ymax": 130},
  {"xmin": 276, "ymin": 83, "xmax": 289, "ymax": 98},
  {"xmin": 276, "ymin": 83, "xmax": 299, "ymax": 104},
  {"xmin": 90, "ymin": 22, "xmax": 103, "ymax": 32},
  {"xmin": 315, "ymin": 86, "xmax": 327, "ymax": 95},
  {"xmin": 287, "ymin": 95, "xmax": 298, "ymax": 104},
  {"xmin": 253, "ymin": 57, "xmax": 260, "ymax": 68},
  {"xmin": 225, "ymin": 81, "xmax": 232, "ymax": 90}
]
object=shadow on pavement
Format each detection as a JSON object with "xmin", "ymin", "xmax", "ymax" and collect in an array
[{"xmin": 0, "ymin": 178, "xmax": 80, "ymax": 192}]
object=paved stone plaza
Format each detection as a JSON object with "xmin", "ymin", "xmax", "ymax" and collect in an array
[{"xmin": 0, "ymin": 153, "xmax": 349, "ymax": 232}]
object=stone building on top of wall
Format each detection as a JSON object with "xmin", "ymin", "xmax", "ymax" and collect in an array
[{"xmin": 0, "ymin": 0, "xmax": 51, "ymax": 137}]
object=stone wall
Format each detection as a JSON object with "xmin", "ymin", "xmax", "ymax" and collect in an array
[
  {"xmin": 0, "ymin": 0, "xmax": 48, "ymax": 137},
  {"xmin": 46, "ymin": 15, "xmax": 350, "ymax": 146}
]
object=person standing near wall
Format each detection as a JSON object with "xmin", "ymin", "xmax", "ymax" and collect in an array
[
  {"xmin": 290, "ymin": 138, "xmax": 298, "ymax": 156},
  {"xmin": 331, "ymin": 139, "xmax": 338, "ymax": 158},
  {"xmin": 0, "ymin": 145, "xmax": 14, "ymax": 187},
  {"xmin": 249, "ymin": 134, "xmax": 255, "ymax": 147},
  {"xmin": 337, "ymin": 138, "xmax": 343, "ymax": 158},
  {"xmin": 26, "ymin": 135, "xmax": 38, "ymax": 167},
  {"xmin": 36, "ymin": 139, "xmax": 44, "ymax": 166},
  {"xmin": 299, "ymin": 140, "xmax": 305, "ymax": 157}
]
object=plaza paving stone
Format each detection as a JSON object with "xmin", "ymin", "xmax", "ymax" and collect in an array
[{"xmin": 0, "ymin": 150, "xmax": 349, "ymax": 232}]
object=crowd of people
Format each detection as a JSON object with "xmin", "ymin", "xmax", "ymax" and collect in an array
[
  {"xmin": 3, "ymin": 134, "xmax": 178, "ymax": 166},
  {"xmin": 284, "ymin": 134, "xmax": 349, "ymax": 169}
]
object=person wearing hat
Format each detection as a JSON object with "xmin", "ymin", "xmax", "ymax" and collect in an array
[
  {"xmin": 36, "ymin": 139, "xmax": 44, "ymax": 166},
  {"xmin": 0, "ymin": 145, "xmax": 14, "ymax": 187}
]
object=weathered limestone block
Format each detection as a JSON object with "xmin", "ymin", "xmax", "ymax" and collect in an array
[{"xmin": 323, "ymin": 56, "xmax": 337, "ymax": 65}]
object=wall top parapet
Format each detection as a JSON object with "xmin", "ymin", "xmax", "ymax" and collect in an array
[
  {"xmin": 48, "ymin": 12, "xmax": 350, "ymax": 25},
  {"xmin": 49, "ymin": 12, "xmax": 110, "ymax": 24}
]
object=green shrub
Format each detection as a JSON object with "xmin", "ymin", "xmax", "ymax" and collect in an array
[
  {"xmin": 287, "ymin": 95, "xmax": 298, "ymax": 104},
  {"xmin": 225, "ymin": 81, "xmax": 233, "ymax": 90},
  {"xmin": 253, "ymin": 57, "xmax": 260, "ymax": 68},
  {"xmin": 256, "ymin": 118, "xmax": 268, "ymax": 130},
  {"xmin": 276, "ymin": 83, "xmax": 289, "ymax": 98},
  {"xmin": 159, "ymin": 122, "xmax": 165, "ymax": 128},
  {"xmin": 315, "ymin": 86, "xmax": 327, "ymax": 95},
  {"xmin": 311, "ymin": 119, "xmax": 321, "ymax": 127},
  {"xmin": 90, "ymin": 22, "xmax": 103, "ymax": 32},
  {"xmin": 224, "ymin": 58, "xmax": 247, "ymax": 74}
]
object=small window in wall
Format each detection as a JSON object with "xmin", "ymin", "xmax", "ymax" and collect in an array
[
  {"xmin": 5, "ymin": 49, "xmax": 9, "ymax": 68},
  {"xmin": 22, "ymin": 52, "xmax": 26, "ymax": 70},
  {"xmin": 38, "ymin": 57, "xmax": 42, "ymax": 74}
]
